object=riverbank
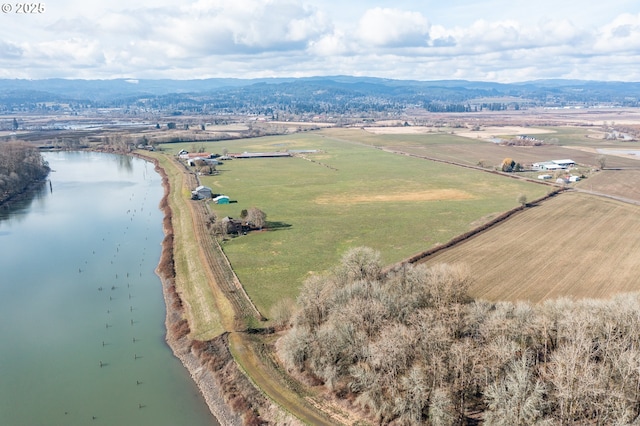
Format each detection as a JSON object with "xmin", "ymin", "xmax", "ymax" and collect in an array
[
  {"xmin": 161, "ymin": 277, "xmax": 243, "ymax": 426},
  {"xmin": 150, "ymin": 155, "xmax": 239, "ymax": 425},
  {"xmin": 0, "ymin": 141, "xmax": 50, "ymax": 205},
  {"xmin": 0, "ymin": 176, "xmax": 49, "ymax": 206},
  {"xmin": 148, "ymin": 153, "xmax": 300, "ymax": 426}
]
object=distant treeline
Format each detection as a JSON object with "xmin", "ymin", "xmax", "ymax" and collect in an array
[
  {"xmin": 0, "ymin": 141, "xmax": 50, "ymax": 204},
  {"xmin": 2, "ymin": 77, "xmax": 640, "ymax": 116},
  {"xmin": 423, "ymin": 102, "xmax": 516, "ymax": 112},
  {"xmin": 280, "ymin": 247, "xmax": 640, "ymax": 425}
]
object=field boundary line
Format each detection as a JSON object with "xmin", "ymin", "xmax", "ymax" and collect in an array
[
  {"xmin": 573, "ymin": 187, "xmax": 640, "ymax": 206},
  {"xmin": 378, "ymin": 146, "xmax": 559, "ymax": 187},
  {"xmin": 385, "ymin": 188, "xmax": 568, "ymax": 271}
]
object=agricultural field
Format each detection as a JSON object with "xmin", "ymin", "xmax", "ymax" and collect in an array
[
  {"xmin": 419, "ymin": 191, "xmax": 640, "ymax": 302},
  {"xmin": 324, "ymin": 126, "xmax": 640, "ymax": 170},
  {"xmin": 162, "ymin": 130, "xmax": 549, "ymax": 314},
  {"xmin": 576, "ymin": 169, "xmax": 640, "ymax": 203}
]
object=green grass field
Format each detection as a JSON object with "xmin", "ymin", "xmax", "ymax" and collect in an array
[
  {"xmin": 147, "ymin": 152, "xmax": 227, "ymax": 339},
  {"xmin": 161, "ymin": 130, "xmax": 549, "ymax": 314}
]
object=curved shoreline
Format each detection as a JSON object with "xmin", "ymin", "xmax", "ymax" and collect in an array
[
  {"xmin": 142, "ymin": 152, "xmax": 304, "ymax": 426},
  {"xmin": 159, "ymin": 276, "xmax": 243, "ymax": 426},
  {"xmin": 149, "ymin": 155, "xmax": 242, "ymax": 425}
]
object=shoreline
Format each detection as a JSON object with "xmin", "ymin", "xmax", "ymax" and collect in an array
[
  {"xmin": 150, "ymin": 155, "xmax": 242, "ymax": 426},
  {"xmin": 159, "ymin": 273, "xmax": 243, "ymax": 426},
  {"xmin": 143, "ymin": 152, "xmax": 302, "ymax": 426}
]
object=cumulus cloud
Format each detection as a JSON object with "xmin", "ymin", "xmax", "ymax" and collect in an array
[
  {"xmin": 357, "ymin": 7, "xmax": 430, "ymax": 47},
  {"xmin": 308, "ymin": 30, "xmax": 351, "ymax": 56},
  {"xmin": 160, "ymin": 0, "xmax": 332, "ymax": 53},
  {"xmin": 0, "ymin": 1, "xmax": 639, "ymax": 81},
  {"xmin": 595, "ymin": 13, "xmax": 640, "ymax": 52}
]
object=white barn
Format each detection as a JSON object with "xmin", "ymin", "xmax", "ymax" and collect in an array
[{"xmin": 532, "ymin": 159, "xmax": 576, "ymax": 171}]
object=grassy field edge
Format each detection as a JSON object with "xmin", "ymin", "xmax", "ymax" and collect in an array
[{"xmin": 142, "ymin": 150, "xmax": 338, "ymax": 425}]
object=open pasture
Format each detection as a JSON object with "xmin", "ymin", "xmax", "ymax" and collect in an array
[
  {"xmin": 320, "ymin": 127, "xmax": 640, "ymax": 170},
  {"xmin": 169, "ymin": 131, "xmax": 548, "ymax": 313},
  {"xmin": 398, "ymin": 142, "xmax": 640, "ymax": 170},
  {"xmin": 418, "ymin": 192, "xmax": 640, "ymax": 302},
  {"xmin": 453, "ymin": 125, "xmax": 555, "ymax": 140}
]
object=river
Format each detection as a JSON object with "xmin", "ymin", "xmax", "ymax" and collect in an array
[{"xmin": 0, "ymin": 151, "xmax": 217, "ymax": 425}]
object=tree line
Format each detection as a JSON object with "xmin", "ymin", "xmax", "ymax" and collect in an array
[
  {"xmin": 279, "ymin": 247, "xmax": 640, "ymax": 425},
  {"xmin": 0, "ymin": 141, "xmax": 50, "ymax": 204}
]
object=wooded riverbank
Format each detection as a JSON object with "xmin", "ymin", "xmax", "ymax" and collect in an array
[{"xmin": 0, "ymin": 142, "xmax": 50, "ymax": 205}]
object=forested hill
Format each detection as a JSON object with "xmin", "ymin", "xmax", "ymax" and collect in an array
[{"xmin": 1, "ymin": 76, "xmax": 640, "ymax": 114}]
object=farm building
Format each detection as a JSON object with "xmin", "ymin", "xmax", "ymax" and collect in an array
[
  {"xmin": 191, "ymin": 185, "xmax": 213, "ymax": 200},
  {"xmin": 533, "ymin": 162, "xmax": 564, "ymax": 171},
  {"xmin": 180, "ymin": 152, "xmax": 214, "ymax": 160},
  {"xmin": 213, "ymin": 195, "xmax": 230, "ymax": 204},
  {"xmin": 188, "ymin": 158, "xmax": 220, "ymax": 166},
  {"xmin": 538, "ymin": 174, "xmax": 553, "ymax": 180},
  {"xmin": 553, "ymin": 159, "xmax": 576, "ymax": 167},
  {"xmin": 532, "ymin": 159, "xmax": 576, "ymax": 171}
]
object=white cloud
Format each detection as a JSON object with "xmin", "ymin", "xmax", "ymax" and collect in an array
[
  {"xmin": 0, "ymin": 0, "xmax": 639, "ymax": 81},
  {"xmin": 308, "ymin": 30, "xmax": 351, "ymax": 56},
  {"xmin": 594, "ymin": 13, "xmax": 640, "ymax": 52},
  {"xmin": 357, "ymin": 7, "xmax": 430, "ymax": 47}
]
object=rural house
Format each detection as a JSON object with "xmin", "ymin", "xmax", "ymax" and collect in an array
[
  {"xmin": 191, "ymin": 185, "xmax": 213, "ymax": 200},
  {"xmin": 221, "ymin": 217, "xmax": 251, "ymax": 234}
]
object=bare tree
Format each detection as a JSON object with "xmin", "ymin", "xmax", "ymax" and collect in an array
[
  {"xmin": 269, "ymin": 298, "xmax": 294, "ymax": 330},
  {"xmin": 279, "ymin": 247, "xmax": 640, "ymax": 424},
  {"xmin": 517, "ymin": 193, "xmax": 527, "ymax": 207},
  {"xmin": 247, "ymin": 207, "xmax": 266, "ymax": 230},
  {"xmin": 428, "ymin": 387, "xmax": 457, "ymax": 426},
  {"xmin": 280, "ymin": 325, "xmax": 312, "ymax": 371},
  {"xmin": 484, "ymin": 355, "xmax": 547, "ymax": 425},
  {"xmin": 334, "ymin": 246, "xmax": 382, "ymax": 283}
]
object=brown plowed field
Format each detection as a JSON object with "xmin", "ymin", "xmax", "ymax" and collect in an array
[
  {"xmin": 418, "ymin": 192, "xmax": 640, "ymax": 302},
  {"xmin": 576, "ymin": 169, "xmax": 640, "ymax": 203}
]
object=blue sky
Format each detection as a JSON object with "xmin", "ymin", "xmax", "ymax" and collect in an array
[{"xmin": 1, "ymin": 0, "xmax": 639, "ymax": 81}]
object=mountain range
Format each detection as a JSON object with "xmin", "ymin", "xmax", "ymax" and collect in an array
[{"xmin": 1, "ymin": 76, "xmax": 639, "ymax": 114}]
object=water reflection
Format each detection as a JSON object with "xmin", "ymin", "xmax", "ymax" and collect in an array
[
  {"xmin": 0, "ymin": 180, "xmax": 49, "ymax": 224},
  {"xmin": 115, "ymin": 154, "xmax": 134, "ymax": 173}
]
